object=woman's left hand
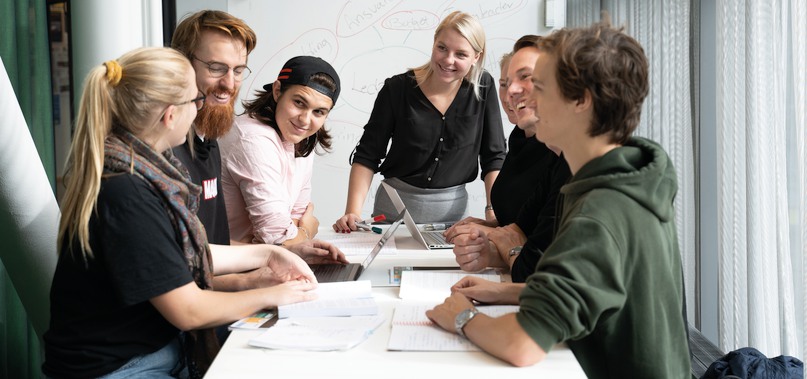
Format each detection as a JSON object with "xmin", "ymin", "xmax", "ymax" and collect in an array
[{"xmin": 265, "ymin": 247, "xmax": 317, "ymax": 283}]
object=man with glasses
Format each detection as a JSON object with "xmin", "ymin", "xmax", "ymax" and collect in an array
[{"xmin": 171, "ymin": 10, "xmax": 255, "ymax": 252}]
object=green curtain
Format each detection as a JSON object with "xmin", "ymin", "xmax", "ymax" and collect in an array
[{"xmin": 0, "ymin": 0, "xmax": 55, "ymax": 378}]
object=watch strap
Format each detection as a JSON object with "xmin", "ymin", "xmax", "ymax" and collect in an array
[{"xmin": 455, "ymin": 307, "xmax": 480, "ymax": 338}]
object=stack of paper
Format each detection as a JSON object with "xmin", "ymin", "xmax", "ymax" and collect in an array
[
  {"xmin": 249, "ymin": 315, "xmax": 385, "ymax": 351},
  {"xmin": 277, "ymin": 280, "xmax": 377, "ymax": 318},
  {"xmin": 248, "ymin": 280, "xmax": 385, "ymax": 351}
]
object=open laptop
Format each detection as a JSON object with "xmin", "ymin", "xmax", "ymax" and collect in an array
[
  {"xmin": 381, "ymin": 182, "xmax": 454, "ymax": 250},
  {"xmin": 310, "ymin": 209, "xmax": 405, "ymax": 282}
]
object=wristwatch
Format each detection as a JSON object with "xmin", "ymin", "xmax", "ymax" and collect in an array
[
  {"xmin": 455, "ymin": 307, "xmax": 480, "ymax": 338},
  {"xmin": 508, "ymin": 246, "xmax": 523, "ymax": 258}
]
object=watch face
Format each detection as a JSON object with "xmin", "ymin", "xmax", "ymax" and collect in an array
[
  {"xmin": 455, "ymin": 308, "xmax": 479, "ymax": 337},
  {"xmin": 509, "ymin": 246, "xmax": 522, "ymax": 257}
]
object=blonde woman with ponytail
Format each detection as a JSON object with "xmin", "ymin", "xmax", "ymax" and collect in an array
[{"xmin": 43, "ymin": 47, "xmax": 318, "ymax": 379}]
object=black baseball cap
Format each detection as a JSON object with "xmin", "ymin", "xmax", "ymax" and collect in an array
[{"xmin": 263, "ymin": 56, "xmax": 341, "ymax": 105}]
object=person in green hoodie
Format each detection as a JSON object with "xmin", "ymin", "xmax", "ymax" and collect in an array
[{"xmin": 426, "ymin": 19, "xmax": 691, "ymax": 378}]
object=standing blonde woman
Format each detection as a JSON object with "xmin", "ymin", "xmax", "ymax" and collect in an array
[
  {"xmin": 333, "ymin": 11, "xmax": 506, "ymax": 231},
  {"xmin": 43, "ymin": 47, "xmax": 317, "ymax": 379}
]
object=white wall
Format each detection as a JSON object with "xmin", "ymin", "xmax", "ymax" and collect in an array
[{"xmin": 176, "ymin": 0, "xmax": 554, "ymax": 223}]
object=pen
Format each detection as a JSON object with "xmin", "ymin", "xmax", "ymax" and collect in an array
[
  {"xmin": 423, "ymin": 223, "xmax": 453, "ymax": 231},
  {"xmin": 359, "ymin": 214, "xmax": 386, "ymax": 224},
  {"xmin": 356, "ymin": 222, "xmax": 382, "ymax": 234}
]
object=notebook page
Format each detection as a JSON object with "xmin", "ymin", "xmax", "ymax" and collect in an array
[{"xmin": 387, "ymin": 303, "xmax": 519, "ymax": 351}]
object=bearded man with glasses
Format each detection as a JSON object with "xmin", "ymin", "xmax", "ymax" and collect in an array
[{"xmin": 170, "ymin": 10, "xmax": 255, "ymax": 251}]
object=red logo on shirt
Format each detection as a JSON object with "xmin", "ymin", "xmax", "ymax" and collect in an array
[{"xmin": 202, "ymin": 178, "xmax": 218, "ymax": 200}]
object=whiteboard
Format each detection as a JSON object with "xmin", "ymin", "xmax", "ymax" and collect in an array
[{"xmin": 221, "ymin": 0, "xmax": 551, "ymax": 223}]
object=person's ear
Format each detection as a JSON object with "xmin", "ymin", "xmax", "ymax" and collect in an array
[
  {"xmin": 161, "ymin": 105, "xmax": 177, "ymax": 130},
  {"xmin": 272, "ymin": 80, "xmax": 282, "ymax": 102},
  {"xmin": 472, "ymin": 51, "xmax": 481, "ymax": 65},
  {"xmin": 575, "ymin": 89, "xmax": 593, "ymax": 113}
]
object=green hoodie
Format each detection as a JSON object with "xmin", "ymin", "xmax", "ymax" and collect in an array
[{"xmin": 516, "ymin": 137, "xmax": 690, "ymax": 378}]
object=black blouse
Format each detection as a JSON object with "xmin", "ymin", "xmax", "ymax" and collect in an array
[{"xmin": 351, "ymin": 70, "xmax": 506, "ymax": 189}]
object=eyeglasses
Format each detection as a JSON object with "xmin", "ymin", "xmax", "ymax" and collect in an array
[
  {"xmin": 192, "ymin": 56, "xmax": 252, "ymax": 80},
  {"xmin": 176, "ymin": 94, "xmax": 206, "ymax": 111}
]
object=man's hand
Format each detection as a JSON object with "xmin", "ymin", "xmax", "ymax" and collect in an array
[
  {"xmin": 287, "ymin": 239, "xmax": 349, "ymax": 264},
  {"xmin": 425, "ymin": 291, "xmax": 476, "ymax": 333},
  {"xmin": 452, "ymin": 276, "xmax": 524, "ymax": 305},
  {"xmin": 488, "ymin": 224, "xmax": 528, "ymax": 264},
  {"xmin": 444, "ymin": 221, "xmax": 496, "ymax": 243},
  {"xmin": 450, "ymin": 227, "xmax": 507, "ymax": 271}
]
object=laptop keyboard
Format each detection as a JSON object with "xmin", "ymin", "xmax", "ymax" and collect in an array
[
  {"xmin": 422, "ymin": 231, "xmax": 450, "ymax": 246},
  {"xmin": 312, "ymin": 264, "xmax": 354, "ymax": 282}
]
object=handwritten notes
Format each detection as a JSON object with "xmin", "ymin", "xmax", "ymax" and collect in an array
[{"xmin": 388, "ymin": 303, "xmax": 519, "ymax": 351}]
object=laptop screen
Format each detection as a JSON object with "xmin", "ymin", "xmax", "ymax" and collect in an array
[{"xmin": 360, "ymin": 209, "xmax": 406, "ymax": 269}]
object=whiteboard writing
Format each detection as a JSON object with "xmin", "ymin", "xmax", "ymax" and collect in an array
[{"xmin": 227, "ymin": 0, "xmax": 552, "ymax": 222}]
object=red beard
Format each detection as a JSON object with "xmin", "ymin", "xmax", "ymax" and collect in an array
[{"xmin": 194, "ymin": 97, "xmax": 236, "ymax": 140}]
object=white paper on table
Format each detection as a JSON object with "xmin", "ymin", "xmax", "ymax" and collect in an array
[
  {"xmin": 320, "ymin": 231, "xmax": 397, "ymax": 256},
  {"xmin": 277, "ymin": 280, "xmax": 377, "ymax": 318},
  {"xmin": 387, "ymin": 303, "xmax": 519, "ymax": 351},
  {"xmin": 398, "ymin": 271, "xmax": 501, "ymax": 301},
  {"xmin": 249, "ymin": 315, "xmax": 386, "ymax": 351}
]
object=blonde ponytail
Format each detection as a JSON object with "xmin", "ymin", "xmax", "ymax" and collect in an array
[
  {"xmin": 58, "ymin": 47, "xmax": 193, "ymax": 258},
  {"xmin": 58, "ymin": 65, "xmax": 115, "ymax": 257}
]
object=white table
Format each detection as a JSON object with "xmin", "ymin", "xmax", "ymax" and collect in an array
[{"xmin": 204, "ymin": 230, "xmax": 587, "ymax": 378}]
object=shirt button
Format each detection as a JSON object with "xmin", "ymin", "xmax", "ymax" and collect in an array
[
  {"xmin": 439, "ymin": 138, "xmax": 444, "ymax": 142},
  {"xmin": 434, "ymin": 157, "xmax": 439, "ymax": 162},
  {"xmin": 427, "ymin": 177, "xmax": 432, "ymax": 181}
]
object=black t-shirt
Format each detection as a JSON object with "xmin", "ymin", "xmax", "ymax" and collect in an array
[
  {"xmin": 490, "ymin": 127, "xmax": 542, "ymax": 226},
  {"xmin": 352, "ymin": 70, "xmax": 506, "ymax": 188},
  {"xmin": 173, "ymin": 134, "xmax": 230, "ymax": 245},
  {"xmin": 510, "ymin": 147, "xmax": 571, "ymax": 283},
  {"xmin": 43, "ymin": 174, "xmax": 194, "ymax": 378}
]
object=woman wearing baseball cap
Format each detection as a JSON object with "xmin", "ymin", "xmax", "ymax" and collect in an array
[{"xmin": 219, "ymin": 56, "xmax": 348, "ymax": 257}]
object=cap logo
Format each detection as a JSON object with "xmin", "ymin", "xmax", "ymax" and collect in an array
[{"xmin": 270, "ymin": 56, "xmax": 341, "ymax": 105}]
